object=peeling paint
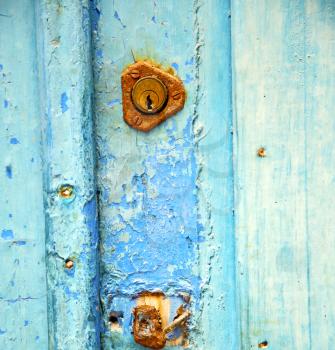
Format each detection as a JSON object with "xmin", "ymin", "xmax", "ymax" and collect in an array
[{"xmin": 92, "ymin": 1, "xmax": 202, "ymax": 348}]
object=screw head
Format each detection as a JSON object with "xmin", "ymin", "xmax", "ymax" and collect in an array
[
  {"xmin": 130, "ymin": 70, "xmax": 140, "ymax": 79},
  {"xmin": 133, "ymin": 115, "xmax": 143, "ymax": 126},
  {"xmin": 172, "ymin": 91, "xmax": 181, "ymax": 100},
  {"xmin": 58, "ymin": 184, "xmax": 74, "ymax": 199},
  {"xmin": 65, "ymin": 259, "xmax": 74, "ymax": 269}
]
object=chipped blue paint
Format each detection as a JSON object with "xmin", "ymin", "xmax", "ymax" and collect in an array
[
  {"xmin": 5, "ymin": 165, "xmax": 12, "ymax": 179},
  {"xmin": 4, "ymin": 99, "xmax": 8, "ymax": 108},
  {"xmin": 60, "ymin": 92, "xmax": 69, "ymax": 113},
  {"xmin": 185, "ymin": 57, "xmax": 194, "ymax": 66},
  {"xmin": 13, "ymin": 241, "xmax": 27, "ymax": 246},
  {"xmin": 1, "ymin": 229, "xmax": 14, "ymax": 240},
  {"xmin": 9, "ymin": 137, "xmax": 19, "ymax": 144},
  {"xmin": 171, "ymin": 62, "xmax": 179, "ymax": 71},
  {"xmin": 113, "ymin": 11, "xmax": 126, "ymax": 28},
  {"xmin": 183, "ymin": 73, "xmax": 193, "ymax": 84},
  {"xmin": 96, "ymin": 48, "xmax": 103, "ymax": 58},
  {"xmin": 107, "ymin": 98, "xmax": 120, "ymax": 107}
]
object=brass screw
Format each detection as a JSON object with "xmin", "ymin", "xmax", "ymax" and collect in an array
[
  {"xmin": 172, "ymin": 91, "xmax": 181, "ymax": 100},
  {"xmin": 65, "ymin": 259, "xmax": 74, "ymax": 269},
  {"xmin": 58, "ymin": 185, "xmax": 74, "ymax": 199},
  {"xmin": 133, "ymin": 115, "xmax": 143, "ymax": 126},
  {"xmin": 257, "ymin": 147, "xmax": 266, "ymax": 158},
  {"xmin": 130, "ymin": 70, "xmax": 140, "ymax": 79}
]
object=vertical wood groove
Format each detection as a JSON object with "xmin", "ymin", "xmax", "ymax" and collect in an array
[{"xmin": 36, "ymin": 1, "xmax": 100, "ymax": 349}]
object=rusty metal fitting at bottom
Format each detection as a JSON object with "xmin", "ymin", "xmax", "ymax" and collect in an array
[{"xmin": 133, "ymin": 305, "xmax": 191, "ymax": 349}]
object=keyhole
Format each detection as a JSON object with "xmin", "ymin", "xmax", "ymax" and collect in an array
[{"xmin": 146, "ymin": 94, "xmax": 153, "ymax": 111}]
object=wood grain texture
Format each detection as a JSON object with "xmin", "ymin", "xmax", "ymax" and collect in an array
[
  {"xmin": 304, "ymin": 1, "xmax": 335, "ymax": 348},
  {"xmin": 232, "ymin": 0, "xmax": 335, "ymax": 348},
  {"xmin": 0, "ymin": 1, "xmax": 48, "ymax": 349},
  {"xmin": 36, "ymin": 0, "xmax": 100, "ymax": 349},
  {"xmin": 196, "ymin": 0, "xmax": 240, "ymax": 348}
]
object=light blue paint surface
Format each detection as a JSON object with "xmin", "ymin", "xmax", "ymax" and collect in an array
[
  {"xmin": 196, "ymin": 1, "xmax": 240, "ymax": 348},
  {"xmin": 232, "ymin": 0, "xmax": 335, "ymax": 349},
  {"xmin": 1, "ymin": 0, "xmax": 335, "ymax": 349},
  {"xmin": 0, "ymin": 1, "xmax": 48, "ymax": 349}
]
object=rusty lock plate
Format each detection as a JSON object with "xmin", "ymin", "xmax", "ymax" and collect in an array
[
  {"xmin": 133, "ymin": 304, "xmax": 191, "ymax": 349},
  {"xmin": 133, "ymin": 305, "xmax": 166, "ymax": 349},
  {"xmin": 121, "ymin": 61, "xmax": 186, "ymax": 132}
]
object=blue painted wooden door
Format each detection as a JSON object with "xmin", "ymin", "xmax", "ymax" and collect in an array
[{"xmin": 1, "ymin": 1, "xmax": 335, "ymax": 349}]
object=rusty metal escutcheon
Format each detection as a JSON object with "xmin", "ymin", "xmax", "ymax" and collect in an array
[{"xmin": 121, "ymin": 61, "xmax": 186, "ymax": 132}]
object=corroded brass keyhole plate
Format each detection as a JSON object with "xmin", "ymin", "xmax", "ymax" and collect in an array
[
  {"xmin": 132, "ymin": 77, "xmax": 168, "ymax": 114},
  {"xmin": 121, "ymin": 61, "xmax": 186, "ymax": 132}
]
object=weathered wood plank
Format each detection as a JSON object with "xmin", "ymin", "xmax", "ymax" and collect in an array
[
  {"xmin": 232, "ymin": 0, "xmax": 312, "ymax": 348},
  {"xmin": 92, "ymin": 0, "xmax": 238, "ymax": 348},
  {"xmin": 196, "ymin": 0, "xmax": 240, "ymax": 348},
  {"xmin": 304, "ymin": 1, "xmax": 335, "ymax": 347},
  {"xmin": 36, "ymin": 0, "xmax": 100, "ymax": 348},
  {"xmin": 0, "ymin": 1, "xmax": 48, "ymax": 349},
  {"xmin": 92, "ymin": 1, "xmax": 200, "ymax": 347}
]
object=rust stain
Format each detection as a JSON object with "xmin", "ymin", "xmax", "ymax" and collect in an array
[
  {"xmin": 133, "ymin": 305, "xmax": 166, "ymax": 349},
  {"xmin": 121, "ymin": 61, "xmax": 186, "ymax": 132},
  {"xmin": 136, "ymin": 292, "xmax": 170, "ymax": 329},
  {"xmin": 133, "ymin": 292, "xmax": 190, "ymax": 348},
  {"xmin": 125, "ymin": 57, "xmax": 178, "ymax": 76}
]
